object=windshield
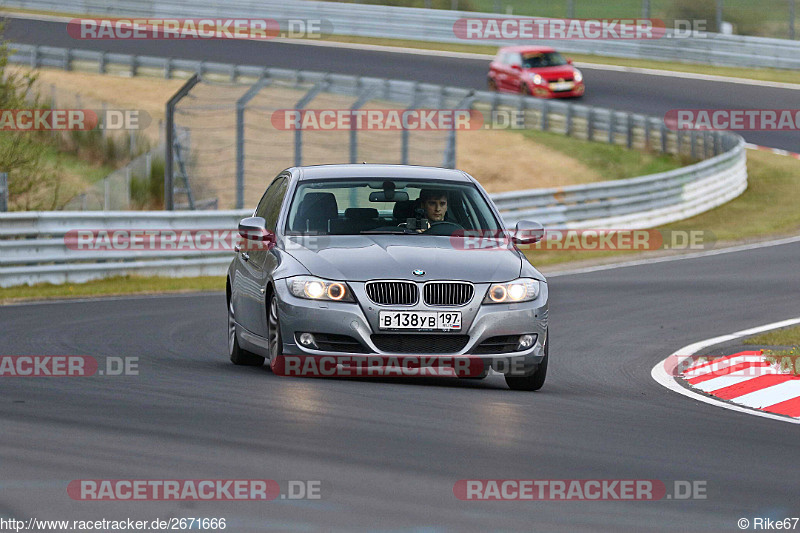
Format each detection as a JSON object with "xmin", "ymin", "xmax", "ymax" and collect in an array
[
  {"xmin": 285, "ymin": 179, "xmax": 502, "ymax": 235},
  {"xmin": 521, "ymin": 51, "xmax": 567, "ymax": 68}
]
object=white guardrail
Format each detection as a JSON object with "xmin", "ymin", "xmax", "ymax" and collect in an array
[{"xmin": 2, "ymin": 0, "xmax": 800, "ymax": 69}]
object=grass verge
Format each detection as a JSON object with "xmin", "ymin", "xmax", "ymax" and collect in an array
[
  {"xmin": 744, "ymin": 325, "xmax": 800, "ymax": 347},
  {"xmin": 0, "ymin": 275, "xmax": 224, "ymax": 305},
  {"xmin": 744, "ymin": 325, "xmax": 800, "ymax": 376},
  {"xmin": 521, "ymin": 129, "xmax": 688, "ymax": 178}
]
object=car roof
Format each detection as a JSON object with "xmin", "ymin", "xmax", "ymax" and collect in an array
[
  {"xmin": 498, "ymin": 45, "xmax": 556, "ymax": 54},
  {"xmin": 293, "ymin": 164, "xmax": 473, "ymax": 183}
]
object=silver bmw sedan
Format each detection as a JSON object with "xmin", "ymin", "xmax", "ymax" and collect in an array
[{"xmin": 227, "ymin": 164, "xmax": 549, "ymax": 391}]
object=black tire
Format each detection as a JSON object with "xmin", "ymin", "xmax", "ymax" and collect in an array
[
  {"xmin": 267, "ymin": 293, "xmax": 286, "ymax": 374},
  {"xmin": 228, "ymin": 296, "xmax": 265, "ymax": 366},
  {"xmin": 520, "ymin": 83, "xmax": 531, "ymax": 96},
  {"xmin": 504, "ymin": 331, "xmax": 548, "ymax": 391},
  {"xmin": 487, "ymin": 78, "xmax": 498, "ymax": 91}
]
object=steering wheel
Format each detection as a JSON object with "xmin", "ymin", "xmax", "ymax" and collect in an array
[{"xmin": 424, "ymin": 221, "xmax": 463, "ymax": 235}]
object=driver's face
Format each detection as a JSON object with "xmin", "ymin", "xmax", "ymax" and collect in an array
[{"xmin": 423, "ymin": 196, "xmax": 447, "ymax": 221}]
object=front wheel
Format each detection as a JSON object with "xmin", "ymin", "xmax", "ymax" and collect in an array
[
  {"xmin": 504, "ymin": 332, "xmax": 548, "ymax": 391},
  {"xmin": 228, "ymin": 297, "xmax": 265, "ymax": 366}
]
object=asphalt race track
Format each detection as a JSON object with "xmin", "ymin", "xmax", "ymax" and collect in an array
[
  {"xmin": 1, "ymin": 241, "xmax": 799, "ymax": 531},
  {"xmin": 3, "ymin": 16, "xmax": 800, "ymax": 152}
]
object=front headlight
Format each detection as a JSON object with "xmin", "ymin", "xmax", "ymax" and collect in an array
[
  {"xmin": 573, "ymin": 69, "xmax": 583, "ymax": 82},
  {"xmin": 286, "ymin": 276, "xmax": 355, "ymax": 302},
  {"xmin": 483, "ymin": 278, "xmax": 540, "ymax": 304},
  {"xmin": 528, "ymin": 73, "xmax": 544, "ymax": 85}
]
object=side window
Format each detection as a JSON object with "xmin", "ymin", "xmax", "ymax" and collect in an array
[
  {"xmin": 255, "ymin": 176, "xmax": 288, "ymax": 232},
  {"xmin": 498, "ymin": 53, "xmax": 508, "ymax": 65},
  {"xmin": 508, "ymin": 52, "xmax": 522, "ymax": 66},
  {"xmin": 263, "ymin": 179, "xmax": 288, "ymax": 232}
]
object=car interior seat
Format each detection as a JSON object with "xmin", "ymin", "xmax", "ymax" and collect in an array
[{"xmin": 292, "ymin": 192, "xmax": 338, "ymax": 233}]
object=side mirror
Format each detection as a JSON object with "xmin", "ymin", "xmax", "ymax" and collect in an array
[
  {"xmin": 512, "ymin": 220, "xmax": 544, "ymax": 244},
  {"xmin": 567, "ymin": 58, "xmax": 573, "ymax": 65},
  {"xmin": 510, "ymin": 64, "xmax": 522, "ymax": 71},
  {"xmin": 238, "ymin": 217, "xmax": 276, "ymax": 247}
]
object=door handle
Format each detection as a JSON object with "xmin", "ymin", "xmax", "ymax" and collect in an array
[{"xmin": 241, "ymin": 252, "xmax": 250, "ymax": 262}]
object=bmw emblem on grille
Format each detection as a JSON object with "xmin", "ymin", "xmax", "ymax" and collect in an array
[{"xmin": 413, "ymin": 269, "xmax": 425, "ymax": 276}]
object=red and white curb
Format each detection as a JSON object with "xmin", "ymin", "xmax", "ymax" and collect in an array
[
  {"xmin": 681, "ymin": 350, "xmax": 800, "ymax": 417},
  {"xmin": 651, "ymin": 317, "xmax": 800, "ymax": 424}
]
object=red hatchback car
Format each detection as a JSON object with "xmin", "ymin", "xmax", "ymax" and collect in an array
[{"xmin": 488, "ymin": 46, "xmax": 584, "ymax": 98}]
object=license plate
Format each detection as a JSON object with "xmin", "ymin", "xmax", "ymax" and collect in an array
[
  {"xmin": 550, "ymin": 81, "xmax": 574, "ymax": 91},
  {"xmin": 379, "ymin": 311, "xmax": 462, "ymax": 331}
]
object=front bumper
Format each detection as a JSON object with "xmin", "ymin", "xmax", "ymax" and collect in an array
[
  {"xmin": 530, "ymin": 82, "xmax": 585, "ymax": 98},
  {"xmin": 274, "ymin": 280, "xmax": 548, "ymax": 374}
]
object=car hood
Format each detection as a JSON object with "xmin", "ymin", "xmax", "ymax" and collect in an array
[
  {"xmin": 282, "ymin": 234, "xmax": 523, "ymax": 283},
  {"xmin": 525, "ymin": 65, "xmax": 576, "ymax": 80}
]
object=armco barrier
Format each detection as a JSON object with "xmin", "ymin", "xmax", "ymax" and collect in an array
[
  {"xmin": 0, "ymin": 210, "xmax": 249, "ymax": 287},
  {"xmin": 2, "ymin": 0, "xmax": 800, "ymax": 69}
]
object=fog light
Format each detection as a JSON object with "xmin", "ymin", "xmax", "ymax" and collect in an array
[
  {"xmin": 516, "ymin": 334, "xmax": 536, "ymax": 351},
  {"xmin": 299, "ymin": 333, "xmax": 317, "ymax": 349}
]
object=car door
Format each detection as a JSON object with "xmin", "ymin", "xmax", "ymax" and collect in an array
[
  {"xmin": 505, "ymin": 52, "xmax": 523, "ymax": 92},
  {"xmin": 234, "ymin": 175, "xmax": 288, "ymax": 335},
  {"xmin": 492, "ymin": 52, "xmax": 511, "ymax": 91}
]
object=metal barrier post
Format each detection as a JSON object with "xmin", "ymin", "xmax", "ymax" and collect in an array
[
  {"xmin": 626, "ymin": 113, "xmax": 633, "ymax": 149},
  {"xmin": 442, "ymin": 92, "xmax": 475, "ymax": 169},
  {"xmin": 235, "ymin": 77, "xmax": 272, "ymax": 209},
  {"xmin": 402, "ymin": 83, "xmax": 421, "ymax": 165},
  {"xmin": 540, "ymin": 100, "xmax": 549, "ymax": 131},
  {"xmin": 125, "ymin": 167, "xmax": 132, "ymax": 209},
  {"xmin": 293, "ymin": 79, "xmax": 330, "ymax": 167},
  {"xmin": 565, "ymin": 105, "xmax": 573, "ymax": 136},
  {"xmin": 0, "ymin": 172, "xmax": 8, "ymax": 212},
  {"xmin": 165, "ymin": 74, "xmax": 200, "ymax": 210},
  {"xmin": 608, "ymin": 111, "xmax": 615, "ymax": 144},
  {"xmin": 349, "ymin": 82, "xmax": 380, "ymax": 164}
]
